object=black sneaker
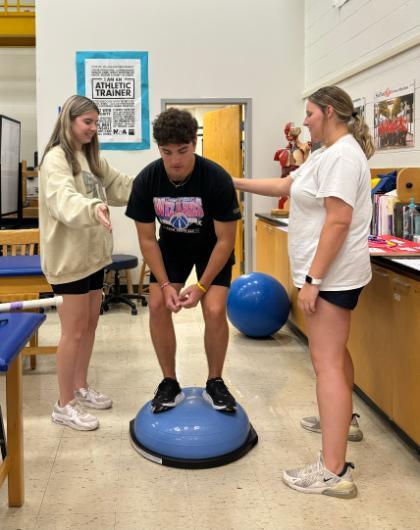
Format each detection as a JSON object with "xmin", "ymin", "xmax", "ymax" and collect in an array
[
  {"xmin": 151, "ymin": 378, "xmax": 184, "ymax": 413},
  {"xmin": 202, "ymin": 378, "xmax": 236, "ymax": 412}
]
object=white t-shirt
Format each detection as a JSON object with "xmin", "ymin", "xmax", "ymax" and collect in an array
[{"xmin": 288, "ymin": 134, "xmax": 372, "ymax": 290}]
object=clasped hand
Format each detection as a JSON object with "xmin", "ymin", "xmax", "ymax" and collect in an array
[{"xmin": 163, "ymin": 284, "xmax": 204, "ymax": 312}]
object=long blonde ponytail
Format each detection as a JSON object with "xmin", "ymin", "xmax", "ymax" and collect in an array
[{"xmin": 308, "ymin": 86, "xmax": 375, "ymax": 159}]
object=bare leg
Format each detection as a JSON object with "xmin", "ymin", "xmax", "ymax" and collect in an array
[
  {"xmin": 344, "ymin": 347, "xmax": 354, "ymax": 390},
  {"xmin": 148, "ymin": 283, "xmax": 183, "ymax": 379},
  {"xmin": 304, "ymin": 298, "xmax": 352, "ymax": 474},
  {"xmin": 73, "ymin": 289, "xmax": 103, "ymax": 390},
  {"xmin": 56, "ymin": 294, "xmax": 90, "ymax": 406},
  {"xmin": 200, "ymin": 286, "xmax": 229, "ymax": 379}
]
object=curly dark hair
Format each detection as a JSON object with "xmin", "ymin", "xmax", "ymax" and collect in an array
[{"xmin": 153, "ymin": 108, "xmax": 198, "ymax": 145}]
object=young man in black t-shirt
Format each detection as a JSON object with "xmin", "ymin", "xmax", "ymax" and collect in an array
[{"xmin": 126, "ymin": 108, "xmax": 241, "ymax": 413}]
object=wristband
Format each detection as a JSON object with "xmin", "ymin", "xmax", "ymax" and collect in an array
[
  {"xmin": 160, "ymin": 281, "xmax": 171, "ymax": 290},
  {"xmin": 196, "ymin": 281, "xmax": 207, "ymax": 294},
  {"xmin": 305, "ymin": 275, "xmax": 322, "ymax": 286}
]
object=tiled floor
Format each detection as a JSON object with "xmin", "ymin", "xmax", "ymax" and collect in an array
[{"xmin": 0, "ymin": 302, "xmax": 419, "ymax": 530}]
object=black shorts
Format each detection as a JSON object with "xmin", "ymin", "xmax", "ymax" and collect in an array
[
  {"xmin": 51, "ymin": 268, "xmax": 105, "ymax": 295},
  {"xmin": 150, "ymin": 248, "xmax": 233, "ymax": 288},
  {"xmin": 318, "ymin": 287, "xmax": 363, "ymax": 310}
]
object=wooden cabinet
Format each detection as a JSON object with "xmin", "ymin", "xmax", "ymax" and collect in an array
[
  {"xmin": 273, "ymin": 227, "xmax": 291, "ymax": 294},
  {"xmin": 255, "ymin": 219, "xmax": 276, "ymax": 277},
  {"xmin": 348, "ymin": 265, "xmax": 394, "ymax": 416},
  {"xmin": 256, "ymin": 216, "xmax": 420, "ymax": 446},
  {"xmin": 390, "ymin": 274, "xmax": 420, "ymax": 443},
  {"xmin": 349, "ymin": 266, "xmax": 420, "ymax": 443}
]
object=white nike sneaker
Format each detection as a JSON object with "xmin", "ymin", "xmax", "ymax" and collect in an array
[
  {"xmin": 300, "ymin": 413, "xmax": 363, "ymax": 441},
  {"xmin": 52, "ymin": 399, "xmax": 99, "ymax": 431},
  {"xmin": 282, "ymin": 452, "xmax": 357, "ymax": 499},
  {"xmin": 74, "ymin": 387, "xmax": 113, "ymax": 410}
]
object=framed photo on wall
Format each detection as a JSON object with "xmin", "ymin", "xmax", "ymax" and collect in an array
[
  {"xmin": 76, "ymin": 51, "xmax": 150, "ymax": 150},
  {"xmin": 374, "ymin": 81, "xmax": 415, "ymax": 151},
  {"xmin": 352, "ymin": 97, "xmax": 366, "ymax": 119}
]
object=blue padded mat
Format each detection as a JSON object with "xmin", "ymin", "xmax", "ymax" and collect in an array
[
  {"xmin": 0, "ymin": 255, "xmax": 43, "ymax": 277},
  {"xmin": 0, "ymin": 312, "xmax": 45, "ymax": 371}
]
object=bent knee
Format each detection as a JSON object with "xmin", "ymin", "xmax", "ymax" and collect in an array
[
  {"xmin": 148, "ymin": 295, "xmax": 169, "ymax": 317},
  {"xmin": 202, "ymin": 304, "xmax": 227, "ymax": 323}
]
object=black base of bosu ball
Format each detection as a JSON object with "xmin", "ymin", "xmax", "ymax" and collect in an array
[{"xmin": 129, "ymin": 387, "xmax": 258, "ymax": 469}]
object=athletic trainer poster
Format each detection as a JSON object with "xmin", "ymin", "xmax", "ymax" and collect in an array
[{"xmin": 76, "ymin": 51, "xmax": 150, "ymax": 150}]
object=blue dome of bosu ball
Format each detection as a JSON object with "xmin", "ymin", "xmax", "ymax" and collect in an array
[{"xmin": 130, "ymin": 387, "xmax": 258, "ymax": 468}]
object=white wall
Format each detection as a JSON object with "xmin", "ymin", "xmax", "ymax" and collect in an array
[
  {"xmin": 341, "ymin": 44, "xmax": 420, "ymax": 168},
  {"xmin": 36, "ymin": 0, "xmax": 305, "ymax": 270},
  {"xmin": 305, "ymin": 0, "xmax": 420, "ymax": 90},
  {"xmin": 304, "ymin": 0, "xmax": 420, "ymax": 168},
  {"xmin": 0, "ymin": 48, "xmax": 37, "ymax": 165}
]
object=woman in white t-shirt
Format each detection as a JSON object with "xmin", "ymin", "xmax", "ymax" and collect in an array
[{"xmin": 234, "ymin": 85, "xmax": 374, "ymax": 499}]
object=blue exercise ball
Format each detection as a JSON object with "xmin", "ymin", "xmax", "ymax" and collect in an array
[
  {"xmin": 227, "ymin": 272, "xmax": 289, "ymax": 337},
  {"xmin": 130, "ymin": 387, "xmax": 257, "ymax": 467}
]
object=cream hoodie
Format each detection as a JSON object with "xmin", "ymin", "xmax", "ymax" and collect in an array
[{"xmin": 39, "ymin": 146, "xmax": 133, "ymax": 285}]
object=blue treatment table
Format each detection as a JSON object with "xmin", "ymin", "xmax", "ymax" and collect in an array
[
  {"xmin": 0, "ymin": 255, "xmax": 52, "ymax": 296},
  {"xmin": 0, "ymin": 256, "xmax": 55, "ymax": 361},
  {"xmin": 0, "ymin": 312, "xmax": 45, "ymax": 507}
]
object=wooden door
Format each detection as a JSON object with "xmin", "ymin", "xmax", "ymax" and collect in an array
[{"xmin": 203, "ymin": 105, "xmax": 243, "ymax": 279}]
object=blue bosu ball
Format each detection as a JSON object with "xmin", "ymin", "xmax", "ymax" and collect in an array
[
  {"xmin": 130, "ymin": 387, "xmax": 257, "ymax": 468},
  {"xmin": 227, "ymin": 272, "xmax": 290, "ymax": 337}
]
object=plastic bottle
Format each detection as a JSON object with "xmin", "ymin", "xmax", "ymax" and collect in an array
[
  {"xmin": 414, "ymin": 204, "xmax": 420, "ymax": 237},
  {"xmin": 403, "ymin": 197, "xmax": 416, "ymax": 241}
]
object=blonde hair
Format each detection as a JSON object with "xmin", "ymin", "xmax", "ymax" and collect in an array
[
  {"xmin": 309, "ymin": 85, "xmax": 375, "ymax": 159},
  {"xmin": 40, "ymin": 95, "xmax": 103, "ymax": 177}
]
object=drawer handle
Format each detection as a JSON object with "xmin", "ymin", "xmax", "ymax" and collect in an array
[
  {"xmin": 392, "ymin": 278, "xmax": 411, "ymax": 289},
  {"xmin": 373, "ymin": 268, "xmax": 389, "ymax": 278}
]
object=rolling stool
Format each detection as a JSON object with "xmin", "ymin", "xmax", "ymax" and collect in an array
[{"xmin": 101, "ymin": 254, "xmax": 147, "ymax": 316}]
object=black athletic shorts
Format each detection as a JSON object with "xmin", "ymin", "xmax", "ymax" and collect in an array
[
  {"xmin": 51, "ymin": 268, "xmax": 105, "ymax": 295},
  {"xmin": 318, "ymin": 287, "xmax": 363, "ymax": 310},
  {"xmin": 150, "ymin": 246, "xmax": 233, "ymax": 288}
]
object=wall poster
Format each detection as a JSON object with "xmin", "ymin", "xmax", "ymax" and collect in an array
[
  {"xmin": 352, "ymin": 97, "xmax": 366, "ymax": 119},
  {"xmin": 76, "ymin": 51, "xmax": 150, "ymax": 150}
]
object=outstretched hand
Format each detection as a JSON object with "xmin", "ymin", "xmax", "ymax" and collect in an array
[{"xmin": 96, "ymin": 203, "xmax": 112, "ymax": 232}]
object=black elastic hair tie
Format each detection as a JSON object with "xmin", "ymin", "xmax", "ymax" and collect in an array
[{"xmin": 351, "ymin": 111, "xmax": 358, "ymax": 118}]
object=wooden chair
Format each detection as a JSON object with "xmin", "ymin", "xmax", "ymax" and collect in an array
[
  {"xmin": 0, "ymin": 229, "xmax": 56, "ymax": 369},
  {"xmin": 0, "ymin": 228, "xmax": 39, "ymax": 257},
  {"xmin": 138, "ymin": 259, "xmax": 150, "ymax": 303}
]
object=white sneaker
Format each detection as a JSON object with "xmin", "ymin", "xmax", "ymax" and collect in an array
[
  {"xmin": 52, "ymin": 399, "xmax": 99, "ymax": 431},
  {"xmin": 282, "ymin": 452, "xmax": 357, "ymax": 499},
  {"xmin": 74, "ymin": 387, "xmax": 113, "ymax": 410},
  {"xmin": 300, "ymin": 413, "xmax": 363, "ymax": 442}
]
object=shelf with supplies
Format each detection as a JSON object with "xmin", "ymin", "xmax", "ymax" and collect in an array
[{"xmin": 255, "ymin": 212, "xmax": 419, "ymax": 450}]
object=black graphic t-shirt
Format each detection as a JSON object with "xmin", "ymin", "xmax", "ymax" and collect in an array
[{"xmin": 126, "ymin": 155, "xmax": 241, "ymax": 257}]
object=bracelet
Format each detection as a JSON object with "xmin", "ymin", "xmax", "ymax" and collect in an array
[
  {"xmin": 196, "ymin": 281, "xmax": 207, "ymax": 294},
  {"xmin": 160, "ymin": 281, "xmax": 171, "ymax": 290}
]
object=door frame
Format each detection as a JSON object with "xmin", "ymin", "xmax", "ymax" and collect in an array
[{"xmin": 161, "ymin": 98, "xmax": 253, "ymax": 274}]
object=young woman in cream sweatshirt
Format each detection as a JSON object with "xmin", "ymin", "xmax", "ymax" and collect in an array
[{"xmin": 39, "ymin": 95, "xmax": 134, "ymax": 430}]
